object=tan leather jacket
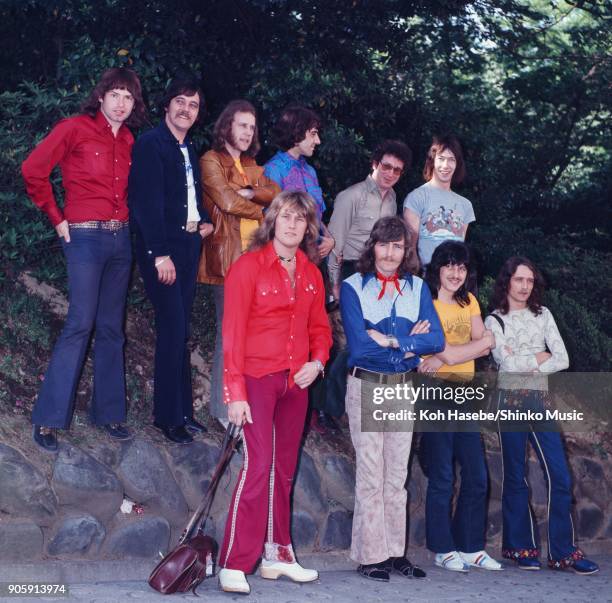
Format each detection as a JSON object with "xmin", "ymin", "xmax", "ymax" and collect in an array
[{"xmin": 197, "ymin": 149, "xmax": 280, "ymax": 284}]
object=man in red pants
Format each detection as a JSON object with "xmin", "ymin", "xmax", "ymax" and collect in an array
[{"xmin": 218, "ymin": 190, "xmax": 332, "ymax": 594}]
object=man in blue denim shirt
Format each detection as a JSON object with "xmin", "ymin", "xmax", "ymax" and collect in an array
[
  {"xmin": 129, "ymin": 77, "xmax": 212, "ymax": 444},
  {"xmin": 340, "ymin": 216, "xmax": 443, "ymax": 582}
]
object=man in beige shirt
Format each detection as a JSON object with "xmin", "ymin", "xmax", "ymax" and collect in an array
[
  {"xmin": 323, "ymin": 140, "xmax": 412, "ymax": 426},
  {"xmin": 328, "ymin": 140, "xmax": 412, "ymax": 300}
]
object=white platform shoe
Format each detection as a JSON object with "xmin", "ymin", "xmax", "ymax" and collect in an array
[
  {"xmin": 218, "ymin": 568, "xmax": 250, "ymax": 594},
  {"xmin": 260, "ymin": 559, "xmax": 319, "ymax": 582}
]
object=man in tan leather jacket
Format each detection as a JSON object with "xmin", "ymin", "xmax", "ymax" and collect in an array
[{"xmin": 198, "ymin": 100, "xmax": 280, "ymax": 422}]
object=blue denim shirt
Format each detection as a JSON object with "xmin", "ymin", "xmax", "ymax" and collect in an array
[
  {"xmin": 128, "ymin": 120, "xmax": 210, "ymax": 257},
  {"xmin": 341, "ymin": 271, "xmax": 445, "ymax": 372}
]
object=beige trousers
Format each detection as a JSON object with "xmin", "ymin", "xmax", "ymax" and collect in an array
[{"xmin": 346, "ymin": 374, "xmax": 414, "ymax": 565}]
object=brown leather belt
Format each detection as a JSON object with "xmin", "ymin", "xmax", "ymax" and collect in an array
[
  {"xmin": 350, "ymin": 366, "xmax": 413, "ymax": 385},
  {"xmin": 69, "ymin": 220, "xmax": 128, "ymax": 232}
]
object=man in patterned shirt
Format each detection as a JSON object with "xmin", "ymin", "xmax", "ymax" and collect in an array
[
  {"xmin": 264, "ymin": 105, "xmax": 334, "ymax": 259},
  {"xmin": 485, "ymin": 256, "xmax": 598, "ymax": 575}
]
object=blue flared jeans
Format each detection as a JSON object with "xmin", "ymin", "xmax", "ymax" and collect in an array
[
  {"xmin": 500, "ymin": 428, "xmax": 576, "ymax": 561},
  {"xmin": 422, "ymin": 431, "xmax": 488, "ymax": 553},
  {"xmin": 32, "ymin": 227, "xmax": 131, "ymax": 428}
]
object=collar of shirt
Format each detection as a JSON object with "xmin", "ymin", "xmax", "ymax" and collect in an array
[
  {"xmin": 94, "ymin": 110, "xmax": 132, "ymax": 142},
  {"xmin": 157, "ymin": 119, "xmax": 194, "ymax": 147},
  {"xmin": 361, "ymin": 271, "xmax": 413, "ymax": 291},
  {"xmin": 365, "ymin": 174, "xmax": 396, "ymax": 203},
  {"xmin": 261, "ymin": 240, "xmax": 308, "ymax": 272},
  {"xmin": 275, "ymin": 150, "xmax": 308, "ymax": 169}
]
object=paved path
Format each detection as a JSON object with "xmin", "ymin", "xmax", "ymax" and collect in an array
[{"xmin": 1, "ymin": 554, "xmax": 609, "ymax": 602}]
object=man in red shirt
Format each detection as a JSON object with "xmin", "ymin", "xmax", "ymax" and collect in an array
[
  {"xmin": 21, "ymin": 68, "xmax": 146, "ymax": 451},
  {"xmin": 217, "ymin": 190, "xmax": 332, "ymax": 595}
]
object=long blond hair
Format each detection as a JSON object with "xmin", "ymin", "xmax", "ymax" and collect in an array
[{"xmin": 248, "ymin": 190, "xmax": 320, "ymax": 263}]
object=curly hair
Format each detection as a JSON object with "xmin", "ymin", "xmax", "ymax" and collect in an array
[
  {"xmin": 356, "ymin": 216, "xmax": 418, "ymax": 276},
  {"xmin": 372, "ymin": 139, "xmax": 412, "ymax": 170},
  {"xmin": 425, "ymin": 241, "xmax": 476, "ymax": 307},
  {"xmin": 423, "ymin": 135, "xmax": 466, "ymax": 186},
  {"xmin": 211, "ymin": 99, "xmax": 260, "ymax": 157},
  {"xmin": 81, "ymin": 67, "xmax": 147, "ymax": 128},
  {"xmin": 248, "ymin": 190, "xmax": 320, "ymax": 263},
  {"xmin": 271, "ymin": 105, "xmax": 321, "ymax": 151},
  {"xmin": 489, "ymin": 256, "xmax": 545, "ymax": 316}
]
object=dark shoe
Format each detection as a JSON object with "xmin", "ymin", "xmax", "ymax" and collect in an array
[
  {"xmin": 153, "ymin": 422, "xmax": 193, "ymax": 444},
  {"xmin": 357, "ymin": 562, "xmax": 390, "ymax": 582},
  {"xmin": 517, "ymin": 557, "xmax": 542, "ymax": 570},
  {"xmin": 503, "ymin": 548, "xmax": 541, "ymax": 570},
  {"xmin": 317, "ymin": 411, "xmax": 341, "ymax": 434},
  {"xmin": 103, "ymin": 423, "xmax": 132, "ymax": 440},
  {"xmin": 571, "ymin": 558, "xmax": 599, "ymax": 575},
  {"xmin": 549, "ymin": 550, "xmax": 599, "ymax": 575},
  {"xmin": 32, "ymin": 425, "xmax": 58, "ymax": 452},
  {"xmin": 386, "ymin": 556, "xmax": 427, "ymax": 578},
  {"xmin": 184, "ymin": 415, "xmax": 207, "ymax": 433}
]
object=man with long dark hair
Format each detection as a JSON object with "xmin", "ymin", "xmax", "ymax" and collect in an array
[
  {"xmin": 418, "ymin": 241, "xmax": 500, "ymax": 572},
  {"xmin": 197, "ymin": 100, "xmax": 279, "ymax": 424},
  {"xmin": 486, "ymin": 257, "xmax": 599, "ymax": 575},
  {"xmin": 218, "ymin": 191, "xmax": 331, "ymax": 594},
  {"xmin": 129, "ymin": 77, "xmax": 213, "ymax": 444},
  {"xmin": 341, "ymin": 216, "xmax": 444, "ymax": 582},
  {"xmin": 403, "ymin": 135, "xmax": 474, "ymax": 271},
  {"xmin": 22, "ymin": 67, "xmax": 146, "ymax": 451}
]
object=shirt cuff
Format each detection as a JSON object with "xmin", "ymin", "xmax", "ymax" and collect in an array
[{"xmin": 47, "ymin": 206, "xmax": 64, "ymax": 227}]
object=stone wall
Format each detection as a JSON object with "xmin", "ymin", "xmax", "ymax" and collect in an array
[{"xmin": 0, "ymin": 427, "xmax": 610, "ymax": 564}]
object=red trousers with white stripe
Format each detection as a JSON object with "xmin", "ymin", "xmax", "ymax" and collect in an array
[{"xmin": 219, "ymin": 371, "xmax": 308, "ymax": 572}]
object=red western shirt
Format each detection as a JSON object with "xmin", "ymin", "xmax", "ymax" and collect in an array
[
  {"xmin": 21, "ymin": 111, "xmax": 133, "ymax": 226},
  {"xmin": 222, "ymin": 241, "xmax": 332, "ymax": 403}
]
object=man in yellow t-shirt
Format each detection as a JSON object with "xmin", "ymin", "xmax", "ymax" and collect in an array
[{"xmin": 417, "ymin": 241, "xmax": 501, "ymax": 573}]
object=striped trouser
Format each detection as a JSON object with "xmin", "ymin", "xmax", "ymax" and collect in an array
[
  {"xmin": 219, "ymin": 371, "xmax": 308, "ymax": 572},
  {"xmin": 346, "ymin": 374, "xmax": 414, "ymax": 565}
]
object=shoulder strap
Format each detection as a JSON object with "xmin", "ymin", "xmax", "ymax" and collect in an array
[
  {"xmin": 179, "ymin": 424, "xmax": 243, "ymax": 543},
  {"xmin": 487, "ymin": 313, "xmax": 505, "ymax": 333}
]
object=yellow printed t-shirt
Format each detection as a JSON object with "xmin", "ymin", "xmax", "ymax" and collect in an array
[
  {"xmin": 235, "ymin": 157, "xmax": 259, "ymax": 251},
  {"xmin": 433, "ymin": 292, "xmax": 481, "ymax": 378}
]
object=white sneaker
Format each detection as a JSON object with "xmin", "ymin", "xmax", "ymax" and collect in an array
[
  {"xmin": 459, "ymin": 550, "xmax": 503, "ymax": 570},
  {"xmin": 260, "ymin": 559, "xmax": 319, "ymax": 582},
  {"xmin": 435, "ymin": 552, "xmax": 469, "ymax": 572},
  {"xmin": 218, "ymin": 568, "xmax": 250, "ymax": 594}
]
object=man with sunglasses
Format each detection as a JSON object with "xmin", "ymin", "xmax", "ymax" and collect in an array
[
  {"xmin": 322, "ymin": 140, "xmax": 412, "ymax": 424},
  {"xmin": 328, "ymin": 140, "xmax": 412, "ymax": 300}
]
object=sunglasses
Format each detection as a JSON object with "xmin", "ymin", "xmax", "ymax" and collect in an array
[{"xmin": 378, "ymin": 161, "xmax": 403, "ymax": 176}]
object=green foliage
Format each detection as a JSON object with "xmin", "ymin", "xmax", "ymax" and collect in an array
[
  {"xmin": 545, "ymin": 289, "xmax": 611, "ymax": 372},
  {"xmin": 0, "ymin": 0, "xmax": 609, "ymax": 369},
  {"xmin": 0, "ymin": 282, "xmax": 52, "ymax": 351}
]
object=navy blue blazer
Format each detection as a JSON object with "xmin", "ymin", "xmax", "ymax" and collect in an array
[{"xmin": 128, "ymin": 120, "xmax": 210, "ymax": 258}]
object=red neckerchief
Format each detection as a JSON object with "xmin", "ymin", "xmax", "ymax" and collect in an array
[{"xmin": 376, "ymin": 271, "xmax": 402, "ymax": 300}]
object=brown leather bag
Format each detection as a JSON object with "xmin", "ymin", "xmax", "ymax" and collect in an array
[{"xmin": 148, "ymin": 425, "xmax": 242, "ymax": 595}]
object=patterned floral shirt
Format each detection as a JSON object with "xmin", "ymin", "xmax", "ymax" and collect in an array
[{"xmin": 264, "ymin": 151, "xmax": 325, "ymax": 218}]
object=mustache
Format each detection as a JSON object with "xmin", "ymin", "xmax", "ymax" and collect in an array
[{"xmin": 177, "ymin": 112, "xmax": 191, "ymax": 119}]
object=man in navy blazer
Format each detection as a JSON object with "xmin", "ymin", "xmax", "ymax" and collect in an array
[{"xmin": 129, "ymin": 77, "xmax": 213, "ymax": 443}]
